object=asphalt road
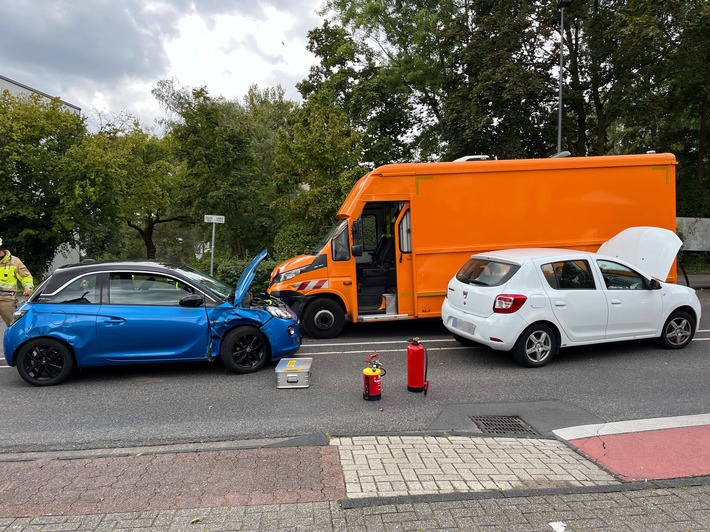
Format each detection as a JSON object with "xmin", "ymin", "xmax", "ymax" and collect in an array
[{"xmin": 1, "ymin": 293, "xmax": 709, "ymax": 453}]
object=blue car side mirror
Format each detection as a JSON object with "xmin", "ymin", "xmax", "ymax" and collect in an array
[{"xmin": 180, "ymin": 294, "xmax": 204, "ymax": 308}]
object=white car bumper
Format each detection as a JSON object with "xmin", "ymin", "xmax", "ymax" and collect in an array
[{"xmin": 441, "ymin": 298, "xmax": 528, "ymax": 351}]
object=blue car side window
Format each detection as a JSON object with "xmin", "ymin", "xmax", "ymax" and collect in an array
[
  {"xmin": 46, "ymin": 274, "xmax": 100, "ymax": 304},
  {"xmin": 109, "ymin": 273, "xmax": 193, "ymax": 306}
]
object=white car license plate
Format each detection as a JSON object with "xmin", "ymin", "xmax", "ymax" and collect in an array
[{"xmin": 452, "ymin": 318, "xmax": 476, "ymax": 335}]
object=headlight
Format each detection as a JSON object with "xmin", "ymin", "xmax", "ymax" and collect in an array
[
  {"xmin": 267, "ymin": 306, "xmax": 295, "ymax": 319},
  {"xmin": 273, "ymin": 265, "xmax": 310, "ymax": 284},
  {"xmin": 10, "ymin": 309, "xmax": 28, "ymax": 326}
]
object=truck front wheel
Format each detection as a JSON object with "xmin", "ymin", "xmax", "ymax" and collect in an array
[{"xmin": 303, "ymin": 299, "xmax": 345, "ymax": 339}]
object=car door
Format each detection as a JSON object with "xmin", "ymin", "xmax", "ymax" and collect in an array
[
  {"xmin": 538, "ymin": 258, "xmax": 608, "ymax": 343},
  {"xmin": 96, "ymin": 271, "xmax": 210, "ymax": 362},
  {"xmin": 596, "ymin": 259, "xmax": 663, "ymax": 339},
  {"xmin": 29, "ymin": 272, "xmax": 104, "ymax": 365}
]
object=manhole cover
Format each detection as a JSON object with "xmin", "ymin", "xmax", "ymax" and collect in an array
[{"xmin": 468, "ymin": 415, "xmax": 538, "ymax": 435}]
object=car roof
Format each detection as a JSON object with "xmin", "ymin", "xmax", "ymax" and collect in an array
[
  {"xmin": 474, "ymin": 248, "xmax": 589, "ymax": 263},
  {"xmin": 44, "ymin": 261, "xmax": 191, "ymax": 292}
]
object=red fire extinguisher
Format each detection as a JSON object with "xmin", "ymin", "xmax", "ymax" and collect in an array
[
  {"xmin": 407, "ymin": 337, "xmax": 429, "ymax": 395},
  {"xmin": 363, "ymin": 353, "xmax": 386, "ymax": 401}
]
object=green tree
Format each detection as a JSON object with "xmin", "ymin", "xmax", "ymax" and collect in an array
[
  {"xmin": 0, "ymin": 91, "xmax": 86, "ymax": 275},
  {"xmin": 272, "ymin": 92, "xmax": 366, "ymax": 259},
  {"xmin": 60, "ymin": 124, "xmax": 187, "ymax": 260},
  {"xmin": 153, "ymin": 80, "xmax": 295, "ymax": 258},
  {"xmin": 300, "ymin": 20, "xmax": 416, "ymax": 164},
  {"xmin": 441, "ymin": 0, "xmax": 556, "ymax": 159}
]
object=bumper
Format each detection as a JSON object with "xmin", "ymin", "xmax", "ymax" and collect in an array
[
  {"xmin": 441, "ymin": 298, "xmax": 527, "ymax": 352},
  {"xmin": 262, "ymin": 317, "xmax": 302, "ymax": 358},
  {"xmin": 267, "ymin": 290, "xmax": 308, "ymax": 317}
]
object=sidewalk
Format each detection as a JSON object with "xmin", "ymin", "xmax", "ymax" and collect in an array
[{"xmin": 1, "ymin": 416, "xmax": 709, "ymax": 531}]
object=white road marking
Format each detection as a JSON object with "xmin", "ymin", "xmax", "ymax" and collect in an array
[{"xmin": 553, "ymin": 413, "xmax": 710, "ymax": 440}]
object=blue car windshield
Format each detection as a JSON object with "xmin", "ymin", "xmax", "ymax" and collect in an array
[{"xmin": 177, "ymin": 265, "xmax": 231, "ymax": 299}]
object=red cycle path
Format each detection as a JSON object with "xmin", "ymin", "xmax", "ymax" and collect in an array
[{"xmin": 568, "ymin": 425, "xmax": 710, "ymax": 481}]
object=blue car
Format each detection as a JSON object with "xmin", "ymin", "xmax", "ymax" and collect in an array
[{"xmin": 3, "ymin": 250, "xmax": 301, "ymax": 386}]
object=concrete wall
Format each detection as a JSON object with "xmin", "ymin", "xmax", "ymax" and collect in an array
[{"xmin": 677, "ymin": 217, "xmax": 710, "ymax": 251}]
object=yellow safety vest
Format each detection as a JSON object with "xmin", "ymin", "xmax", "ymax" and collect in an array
[{"xmin": 0, "ymin": 251, "xmax": 34, "ymax": 294}]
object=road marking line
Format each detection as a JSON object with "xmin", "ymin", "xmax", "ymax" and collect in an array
[
  {"xmin": 553, "ymin": 413, "xmax": 710, "ymax": 440},
  {"xmin": 301, "ymin": 338, "xmax": 456, "ymax": 348},
  {"xmin": 295, "ymin": 346, "xmax": 482, "ymax": 356}
]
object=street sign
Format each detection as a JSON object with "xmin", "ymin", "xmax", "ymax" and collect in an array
[{"xmin": 204, "ymin": 215, "xmax": 225, "ymax": 275}]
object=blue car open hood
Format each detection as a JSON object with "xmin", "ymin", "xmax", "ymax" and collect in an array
[{"xmin": 234, "ymin": 249, "xmax": 268, "ymax": 306}]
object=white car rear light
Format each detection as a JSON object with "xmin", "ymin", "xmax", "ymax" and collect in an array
[{"xmin": 493, "ymin": 294, "xmax": 527, "ymax": 314}]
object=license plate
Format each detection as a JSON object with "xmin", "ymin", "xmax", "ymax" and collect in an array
[{"xmin": 452, "ymin": 318, "xmax": 476, "ymax": 335}]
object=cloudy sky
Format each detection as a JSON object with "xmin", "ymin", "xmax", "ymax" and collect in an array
[{"xmin": 0, "ymin": 0, "xmax": 325, "ymax": 131}]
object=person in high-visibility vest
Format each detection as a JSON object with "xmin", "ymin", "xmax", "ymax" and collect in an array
[{"xmin": 0, "ymin": 238, "xmax": 34, "ymax": 327}]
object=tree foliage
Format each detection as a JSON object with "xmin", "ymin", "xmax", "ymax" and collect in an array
[
  {"xmin": 59, "ymin": 124, "xmax": 186, "ymax": 260},
  {"xmin": 153, "ymin": 80, "xmax": 296, "ymax": 258},
  {"xmin": 0, "ymin": 91, "xmax": 86, "ymax": 275},
  {"xmin": 272, "ymin": 91, "xmax": 367, "ymax": 259}
]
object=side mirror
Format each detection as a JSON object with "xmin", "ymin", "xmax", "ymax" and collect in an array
[
  {"xmin": 351, "ymin": 244, "xmax": 363, "ymax": 257},
  {"xmin": 179, "ymin": 294, "xmax": 204, "ymax": 307},
  {"xmin": 649, "ymin": 279, "xmax": 662, "ymax": 290}
]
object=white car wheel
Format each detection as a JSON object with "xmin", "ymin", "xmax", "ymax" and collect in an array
[
  {"xmin": 659, "ymin": 310, "xmax": 695, "ymax": 349},
  {"xmin": 513, "ymin": 324, "xmax": 557, "ymax": 368}
]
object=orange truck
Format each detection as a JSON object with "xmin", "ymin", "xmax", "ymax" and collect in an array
[{"xmin": 268, "ymin": 153, "xmax": 677, "ymax": 338}]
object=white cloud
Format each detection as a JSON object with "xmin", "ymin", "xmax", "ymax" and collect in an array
[{"xmin": 0, "ymin": 0, "xmax": 324, "ymax": 132}]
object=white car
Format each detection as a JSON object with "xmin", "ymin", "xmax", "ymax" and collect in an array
[{"xmin": 442, "ymin": 227, "xmax": 701, "ymax": 367}]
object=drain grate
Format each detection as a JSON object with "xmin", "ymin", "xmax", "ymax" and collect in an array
[{"xmin": 468, "ymin": 415, "xmax": 538, "ymax": 436}]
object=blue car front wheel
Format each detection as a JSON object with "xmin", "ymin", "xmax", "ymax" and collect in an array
[
  {"xmin": 16, "ymin": 338, "xmax": 75, "ymax": 386},
  {"xmin": 220, "ymin": 326, "xmax": 270, "ymax": 374}
]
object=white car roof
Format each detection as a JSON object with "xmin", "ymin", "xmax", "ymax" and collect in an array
[{"xmin": 474, "ymin": 248, "xmax": 590, "ymax": 263}]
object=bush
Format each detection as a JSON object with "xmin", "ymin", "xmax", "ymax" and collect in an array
[{"xmin": 215, "ymin": 257, "xmax": 280, "ymax": 293}]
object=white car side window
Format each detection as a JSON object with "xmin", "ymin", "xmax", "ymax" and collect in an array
[
  {"xmin": 542, "ymin": 260, "xmax": 595, "ymax": 290},
  {"xmin": 596, "ymin": 260, "xmax": 645, "ymax": 290}
]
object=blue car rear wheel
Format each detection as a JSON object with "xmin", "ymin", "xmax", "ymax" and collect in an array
[
  {"xmin": 16, "ymin": 338, "xmax": 75, "ymax": 386},
  {"xmin": 220, "ymin": 326, "xmax": 270, "ymax": 374}
]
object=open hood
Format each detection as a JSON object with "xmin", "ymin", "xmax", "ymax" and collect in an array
[
  {"xmin": 598, "ymin": 227, "xmax": 682, "ymax": 280},
  {"xmin": 235, "ymin": 249, "xmax": 268, "ymax": 305}
]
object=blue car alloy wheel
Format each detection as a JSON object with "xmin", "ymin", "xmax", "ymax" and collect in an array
[
  {"xmin": 17, "ymin": 338, "xmax": 75, "ymax": 386},
  {"xmin": 220, "ymin": 326, "xmax": 269, "ymax": 373}
]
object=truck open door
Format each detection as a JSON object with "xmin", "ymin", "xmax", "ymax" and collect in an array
[{"xmin": 394, "ymin": 204, "xmax": 414, "ymax": 316}]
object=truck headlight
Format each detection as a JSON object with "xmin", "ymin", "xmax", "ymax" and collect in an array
[{"xmin": 272, "ymin": 265, "xmax": 310, "ymax": 284}]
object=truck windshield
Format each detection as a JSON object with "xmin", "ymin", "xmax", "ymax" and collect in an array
[{"xmin": 311, "ymin": 220, "xmax": 347, "ymax": 254}]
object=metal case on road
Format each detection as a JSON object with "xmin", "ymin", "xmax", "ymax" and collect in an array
[{"xmin": 275, "ymin": 357, "xmax": 313, "ymax": 388}]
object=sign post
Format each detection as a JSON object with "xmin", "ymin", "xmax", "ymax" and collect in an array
[{"xmin": 204, "ymin": 215, "xmax": 225, "ymax": 275}]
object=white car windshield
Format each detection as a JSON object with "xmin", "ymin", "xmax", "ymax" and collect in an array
[{"xmin": 456, "ymin": 258, "xmax": 519, "ymax": 287}]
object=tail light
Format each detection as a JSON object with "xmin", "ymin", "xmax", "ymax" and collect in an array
[{"xmin": 493, "ymin": 294, "xmax": 527, "ymax": 314}]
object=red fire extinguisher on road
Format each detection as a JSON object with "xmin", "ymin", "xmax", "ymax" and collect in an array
[
  {"xmin": 363, "ymin": 353, "xmax": 386, "ymax": 401},
  {"xmin": 407, "ymin": 337, "xmax": 429, "ymax": 395}
]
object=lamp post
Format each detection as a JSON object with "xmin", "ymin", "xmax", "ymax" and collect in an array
[{"xmin": 557, "ymin": 0, "xmax": 572, "ymax": 154}]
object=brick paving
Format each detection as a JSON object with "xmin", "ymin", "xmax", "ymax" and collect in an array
[
  {"xmin": 0, "ymin": 446, "xmax": 344, "ymax": 518},
  {"xmin": 2, "ymin": 433, "xmax": 708, "ymax": 531},
  {"xmin": 1, "ymin": 484, "xmax": 708, "ymax": 531},
  {"xmin": 331, "ymin": 435, "xmax": 619, "ymax": 499}
]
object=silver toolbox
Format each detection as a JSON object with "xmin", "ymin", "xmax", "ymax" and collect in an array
[{"xmin": 275, "ymin": 357, "xmax": 313, "ymax": 388}]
